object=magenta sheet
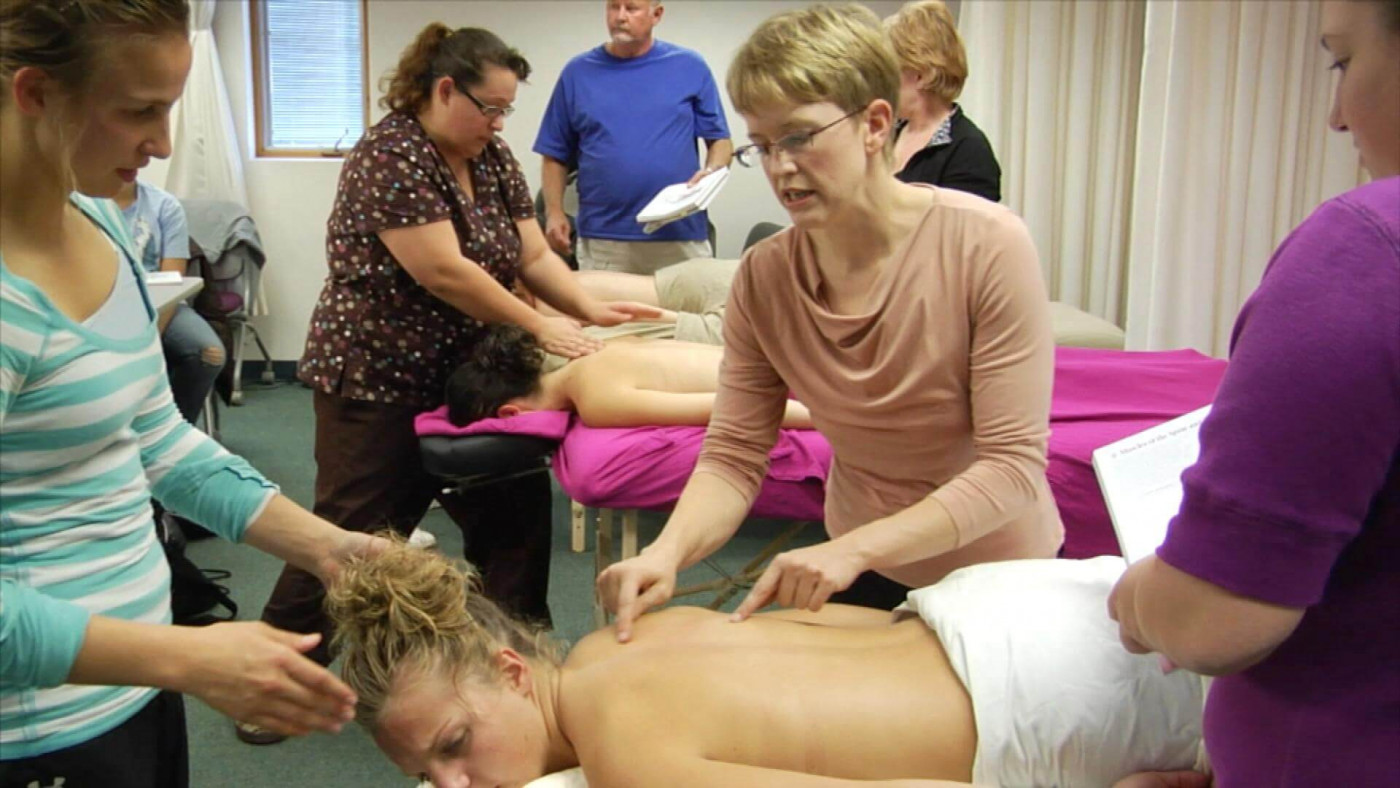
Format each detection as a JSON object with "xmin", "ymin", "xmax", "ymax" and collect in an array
[
  {"xmin": 552, "ymin": 424, "xmax": 830, "ymax": 521},
  {"xmin": 415, "ymin": 347, "xmax": 1227, "ymax": 554},
  {"xmin": 1048, "ymin": 347, "xmax": 1227, "ymax": 558}
]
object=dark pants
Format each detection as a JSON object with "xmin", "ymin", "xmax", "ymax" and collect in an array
[
  {"xmin": 259, "ymin": 390, "xmax": 553, "ymax": 665},
  {"xmin": 830, "ymin": 569, "xmax": 913, "ymax": 611},
  {"xmin": 0, "ymin": 692, "xmax": 188, "ymax": 788},
  {"xmin": 162, "ymin": 304, "xmax": 223, "ymax": 426}
]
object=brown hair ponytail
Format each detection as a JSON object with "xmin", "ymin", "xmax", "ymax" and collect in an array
[{"xmin": 379, "ymin": 22, "xmax": 531, "ymax": 115}]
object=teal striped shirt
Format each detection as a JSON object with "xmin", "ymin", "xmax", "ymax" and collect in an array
[{"xmin": 0, "ymin": 194, "xmax": 278, "ymax": 759}]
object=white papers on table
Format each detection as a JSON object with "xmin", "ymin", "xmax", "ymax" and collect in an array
[{"xmin": 145, "ymin": 270, "xmax": 184, "ymax": 285}]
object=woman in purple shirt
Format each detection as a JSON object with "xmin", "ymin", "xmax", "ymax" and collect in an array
[{"xmin": 1110, "ymin": 1, "xmax": 1399, "ymax": 785}]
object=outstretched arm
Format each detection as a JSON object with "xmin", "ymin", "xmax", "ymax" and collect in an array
[{"xmin": 576, "ymin": 389, "xmax": 811, "ymax": 429}]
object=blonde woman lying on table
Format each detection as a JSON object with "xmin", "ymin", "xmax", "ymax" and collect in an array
[
  {"xmin": 445, "ymin": 325, "xmax": 812, "ymax": 429},
  {"xmin": 328, "ymin": 540, "xmax": 1205, "ymax": 788}
]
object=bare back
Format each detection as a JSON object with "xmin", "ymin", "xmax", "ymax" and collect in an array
[
  {"xmin": 557, "ymin": 606, "xmax": 976, "ymax": 784},
  {"xmin": 567, "ymin": 340, "xmax": 726, "ymax": 395}
]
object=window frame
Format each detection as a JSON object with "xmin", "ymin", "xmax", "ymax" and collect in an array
[{"xmin": 249, "ymin": 0, "xmax": 371, "ymax": 159}]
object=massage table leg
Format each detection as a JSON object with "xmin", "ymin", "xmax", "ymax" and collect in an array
[
  {"xmin": 593, "ymin": 508, "xmax": 614, "ymax": 629},
  {"xmin": 621, "ymin": 509, "xmax": 639, "ymax": 558},
  {"xmin": 571, "ymin": 501, "xmax": 587, "ymax": 553}
]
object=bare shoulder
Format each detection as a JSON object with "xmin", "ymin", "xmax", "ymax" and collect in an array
[{"xmin": 565, "ymin": 607, "xmax": 715, "ymax": 668}]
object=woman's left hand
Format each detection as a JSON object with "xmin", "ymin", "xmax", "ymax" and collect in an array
[
  {"xmin": 583, "ymin": 300, "xmax": 664, "ymax": 327},
  {"xmin": 730, "ymin": 541, "xmax": 866, "ymax": 621}
]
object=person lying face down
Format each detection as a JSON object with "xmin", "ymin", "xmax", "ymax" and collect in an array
[
  {"xmin": 527, "ymin": 258, "xmax": 742, "ymax": 347},
  {"xmin": 444, "ymin": 325, "xmax": 813, "ymax": 429},
  {"xmin": 326, "ymin": 539, "xmax": 1205, "ymax": 787}
]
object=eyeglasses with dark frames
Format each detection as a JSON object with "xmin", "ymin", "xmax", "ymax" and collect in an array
[
  {"xmin": 457, "ymin": 85, "xmax": 515, "ymax": 119},
  {"xmin": 733, "ymin": 106, "xmax": 867, "ymax": 167}
]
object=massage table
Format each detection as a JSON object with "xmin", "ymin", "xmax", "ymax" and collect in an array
[
  {"xmin": 415, "ymin": 408, "xmax": 828, "ymax": 624},
  {"xmin": 416, "ymin": 347, "xmax": 1228, "ymax": 620}
]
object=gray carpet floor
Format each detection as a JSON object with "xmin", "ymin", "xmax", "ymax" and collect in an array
[{"xmin": 185, "ymin": 382, "xmax": 821, "ymax": 787}]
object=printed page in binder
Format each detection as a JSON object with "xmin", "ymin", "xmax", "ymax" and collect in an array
[{"xmin": 1092, "ymin": 405, "xmax": 1212, "ymax": 563}]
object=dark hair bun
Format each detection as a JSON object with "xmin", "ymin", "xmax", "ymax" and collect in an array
[{"xmin": 472, "ymin": 325, "xmax": 543, "ymax": 377}]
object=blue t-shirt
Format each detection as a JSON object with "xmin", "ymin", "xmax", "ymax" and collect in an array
[
  {"xmin": 533, "ymin": 40, "xmax": 729, "ymax": 242},
  {"xmin": 120, "ymin": 181, "xmax": 190, "ymax": 273}
]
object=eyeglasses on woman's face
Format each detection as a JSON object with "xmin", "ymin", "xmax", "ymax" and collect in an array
[
  {"xmin": 733, "ymin": 105, "xmax": 867, "ymax": 167},
  {"xmin": 457, "ymin": 85, "xmax": 515, "ymax": 119}
]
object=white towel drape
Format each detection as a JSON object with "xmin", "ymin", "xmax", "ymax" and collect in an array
[
  {"xmin": 960, "ymin": 0, "xmax": 1365, "ymax": 356},
  {"xmin": 166, "ymin": 0, "xmax": 248, "ymax": 208},
  {"xmin": 960, "ymin": 0, "xmax": 1146, "ymax": 329},
  {"xmin": 1124, "ymin": 0, "xmax": 1364, "ymax": 355}
]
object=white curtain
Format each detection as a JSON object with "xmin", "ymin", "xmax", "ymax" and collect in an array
[
  {"xmin": 960, "ymin": 0, "xmax": 1147, "ymax": 326},
  {"xmin": 959, "ymin": 0, "xmax": 1365, "ymax": 356},
  {"xmin": 166, "ymin": 0, "xmax": 247, "ymax": 207},
  {"xmin": 1124, "ymin": 0, "xmax": 1364, "ymax": 354}
]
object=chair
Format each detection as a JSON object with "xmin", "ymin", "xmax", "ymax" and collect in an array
[
  {"xmin": 744, "ymin": 221, "xmax": 786, "ymax": 251},
  {"xmin": 181, "ymin": 199, "xmax": 274, "ymax": 408}
]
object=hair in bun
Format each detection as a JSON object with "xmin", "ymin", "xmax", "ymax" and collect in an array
[
  {"xmin": 444, "ymin": 325, "xmax": 545, "ymax": 426},
  {"xmin": 325, "ymin": 534, "xmax": 559, "ymax": 728}
]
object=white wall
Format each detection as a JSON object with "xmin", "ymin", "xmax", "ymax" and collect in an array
[{"xmin": 205, "ymin": 0, "xmax": 908, "ymax": 360}]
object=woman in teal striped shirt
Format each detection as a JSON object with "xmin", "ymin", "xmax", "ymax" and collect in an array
[{"xmin": 0, "ymin": 3, "xmax": 383, "ymax": 785}]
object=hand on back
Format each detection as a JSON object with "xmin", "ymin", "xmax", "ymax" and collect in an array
[{"xmin": 597, "ymin": 549, "xmax": 680, "ymax": 643}]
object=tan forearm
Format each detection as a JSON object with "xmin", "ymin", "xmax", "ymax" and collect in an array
[
  {"xmin": 841, "ymin": 497, "xmax": 961, "ymax": 571},
  {"xmin": 423, "ymin": 258, "xmax": 546, "ymax": 334},
  {"xmin": 1129, "ymin": 557, "xmax": 1302, "ymax": 675},
  {"xmin": 67, "ymin": 615, "xmax": 195, "ymax": 690},
  {"xmin": 541, "ymin": 156, "xmax": 569, "ymax": 219},
  {"xmin": 240, "ymin": 495, "xmax": 344, "ymax": 583},
  {"xmin": 703, "ymin": 138, "xmax": 734, "ymax": 171},
  {"xmin": 519, "ymin": 250, "xmax": 594, "ymax": 321},
  {"xmin": 647, "ymin": 471, "xmax": 753, "ymax": 570}
]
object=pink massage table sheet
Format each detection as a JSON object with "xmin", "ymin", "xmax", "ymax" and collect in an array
[{"xmin": 415, "ymin": 347, "xmax": 1228, "ymax": 557}]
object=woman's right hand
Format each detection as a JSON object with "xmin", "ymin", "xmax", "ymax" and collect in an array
[
  {"xmin": 544, "ymin": 212, "xmax": 572, "ymax": 256},
  {"xmin": 174, "ymin": 622, "xmax": 355, "ymax": 737},
  {"xmin": 532, "ymin": 315, "xmax": 603, "ymax": 359},
  {"xmin": 596, "ymin": 549, "xmax": 680, "ymax": 643}
]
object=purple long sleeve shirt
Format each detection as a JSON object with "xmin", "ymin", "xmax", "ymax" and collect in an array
[{"xmin": 1158, "ymin": 177, "xmax": 1400, "ymax": 786}]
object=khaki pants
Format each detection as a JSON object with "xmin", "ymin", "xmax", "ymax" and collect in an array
[{"xmin": 576, "ymin": 237, "xmax": 712, "ymax": 275}]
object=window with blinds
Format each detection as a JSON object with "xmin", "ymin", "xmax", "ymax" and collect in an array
[{"xmin": 251, "ymin": 0, "xmax": 367, "ymax": 156}]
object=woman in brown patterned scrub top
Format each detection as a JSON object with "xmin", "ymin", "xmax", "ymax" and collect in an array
[{"xmin": 241, "ymin": 25, "xmax": 653, "ymax": 745}]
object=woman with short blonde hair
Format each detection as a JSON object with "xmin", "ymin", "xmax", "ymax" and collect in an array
[
  {"xmin": 601, "ymin": 2, "xmax": 1061, "ymax": 626},
  {"xmin": 884, "ymin": 0, "xmax": 1001, "ymax": 200}
]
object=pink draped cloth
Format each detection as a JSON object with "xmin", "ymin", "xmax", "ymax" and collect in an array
[{"xmin": 1048, "ymin": 347, "xmax": 1227, "ymax": 557}]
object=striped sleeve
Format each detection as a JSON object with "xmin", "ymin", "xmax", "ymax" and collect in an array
[
  {"xmin": 0, "ymin": 580, "xmax": 92, "ymax": 689},
  {"xmin": 0, "ymin": 283, "xmax": 47, "ymax": 430},
  {"xmin": 1, "ymin": 286, "xmax": 93, "ymax": 690},
  {"xmin": 132, "ymin": 354, "xmax": 278, "ymax": 543}
]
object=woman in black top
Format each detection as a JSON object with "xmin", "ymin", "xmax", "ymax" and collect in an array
[{"xmin": 885, "ymin": 1, "xmax": 1001, "ymax": 202}]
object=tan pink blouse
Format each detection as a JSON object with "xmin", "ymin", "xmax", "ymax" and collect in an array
[{"xmin": 695, "ymin": 186, "xmax": 1063, "ymax": 588}]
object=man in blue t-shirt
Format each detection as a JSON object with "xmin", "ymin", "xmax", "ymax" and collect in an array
[{"xmin": 534, "ymin": 0, "xmax": 732, "ymax": 275}]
